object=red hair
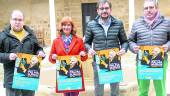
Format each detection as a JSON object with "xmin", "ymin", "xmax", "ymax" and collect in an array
[{"xmin": 58, "ymin": 16, "xmax": 77, "ymax": 35}]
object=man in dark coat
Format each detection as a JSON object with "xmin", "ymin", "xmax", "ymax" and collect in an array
[
  {"xmin": 84, "ymin": 0, "xmax": 128, "ymax": 95},
  {"xmin": 0, "ymin": 10, "xmax": 45, "ymax": 96}
]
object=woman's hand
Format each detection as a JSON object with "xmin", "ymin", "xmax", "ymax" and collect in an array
[
  {"xmin": 52, "ymin": 54, "xmax": 57, "ymax": 60},
  {"xmin": 79, "ymin": 51, "xmax": 86, "ymax": 57},
  {"xmin": 38, "ymin": 51, "xmax": 46, "ymax": 58}
]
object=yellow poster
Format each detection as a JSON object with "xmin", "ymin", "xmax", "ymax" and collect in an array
[
  {"xmin": 56, "ymin": 55, "xmax": 84, "ymax": 92},
  {"xmin": 95, "ymin": 48, "xmax": 123, "ymax": 84}
]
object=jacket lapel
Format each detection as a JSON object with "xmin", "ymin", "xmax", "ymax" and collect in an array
[{"xmin": 58, "ymin": 36, "xmax": 67, "ymax": 54}]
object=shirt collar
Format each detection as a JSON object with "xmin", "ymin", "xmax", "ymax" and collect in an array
[{"xmin": 98, "ymin": 16, "xmax": 111, "ymax": 26}]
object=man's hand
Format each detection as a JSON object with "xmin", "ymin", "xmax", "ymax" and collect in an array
[
  {"xmin": 133, "ymin": 45, "xmax": 140, "ymax": 54},
  {"xmin": 88, "ymin": 48, "xmax": 96, "ymax": 57},
  {"xmin": 117, "ymin": 48, "xmax": 126, "ymax": 56},
  {"xmin": 38, "ymin": 51, "xmax": 46, "ymax": 58},
  {"xmin": 162, "ymin": 44, "xmax": 168, "ymax": 52},
  {"xmin": 9, "ymin": 53, "xmax": 17, "ymax": 60}
]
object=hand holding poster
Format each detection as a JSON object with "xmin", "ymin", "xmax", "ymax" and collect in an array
[
  {"xmin": 56, "ymin": 55, "xmax": 85, "ymax": 93},
  {"xmin": 137, "ymin": 46, "xmax": 164, "ymax": 80},
  {"xmin": 95, "ymin": 48, "xmax": 123, "ymax": 84},
  {"xmin": 12, "ymin": 53, "xmax": 42, "ymax": 90}
]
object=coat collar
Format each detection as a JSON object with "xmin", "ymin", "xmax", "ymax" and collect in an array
[
  {"xmin": 94, "ymin": 15, "xmax": 117, "ymax": 24},
  {"xmin": 58, "ymin": 35, "xmax": 77, "ymax": 54},
  {"xmin": 140, "ymin": 16, "xmax": 164, "ymax": 29},
  {"xmin": 3, "ymin": 25, "xmax": 34, "ymax": 38}
]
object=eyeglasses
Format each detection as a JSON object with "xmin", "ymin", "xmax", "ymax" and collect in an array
[
  {"xmin": 99, "ymin": 7, "xmax": 110, "ymax": 11},
  {"xmin": 144, "ymin": 6, "xmax": 155, "ymax": 10},
  {"xmin": 12, "ymin": 18, "xmax": 23, "ymax": 22}
]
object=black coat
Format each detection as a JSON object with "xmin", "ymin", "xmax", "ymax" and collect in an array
[
  {"xmin": 0, "ymin": 25, "xmax": 43, "ymax": 88},
  {"xmin": 84, "ymin": 16, "xmax": 128, "ymax": 51}
]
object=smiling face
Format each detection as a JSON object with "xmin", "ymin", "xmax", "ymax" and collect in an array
[
  {"xmin": 59, "ymin": 16, "xmax": 76, "ymax": 36},
  {"xmin": 97, "ymin": 2, "xmax": 111, "ymax": 20},
  {"xmin": 10, "ymin": 10, "xmax": 24, "ymax": 32},
  {"xmin": 143, "ymin": 0, "xmax": 158, "ymax": 20},
  {"xmin": 62, "ymin": 22, "xmax": 72, "ymax": 36}
]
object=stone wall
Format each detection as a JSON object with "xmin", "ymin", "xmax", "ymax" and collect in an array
[
  {"xmin": 135, "ymin": 0, "xmax": 170, "ymax": 19},
  {"xmin": 55, "ymin": 0, "xmax": 129, "ymax": 36},
  {"xmin": 0, "ymin": 0, "xmax": 50, "ymax": 46}
]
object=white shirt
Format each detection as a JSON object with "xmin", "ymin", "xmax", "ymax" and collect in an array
[{"xmin": 98, "ymin": 17, "xmax": 111, "ymax": 37}]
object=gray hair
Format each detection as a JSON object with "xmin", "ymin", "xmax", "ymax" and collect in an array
[
  {"xmin": 144, "ymin": 0, "xmax": 159, "ymax": 7},
  {"xmin": 96, "ymin": 0, "xmax": 112, "ymax": 9}
]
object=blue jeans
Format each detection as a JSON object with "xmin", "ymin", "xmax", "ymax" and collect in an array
[
  {"xmin": 6, "ymin": 88, "xmax": 35, "ymax": 96},
  {"xmin": 93, "ymin": 62, "xmax": 119, "ymax": 96}
]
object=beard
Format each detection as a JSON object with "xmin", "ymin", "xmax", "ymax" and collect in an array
[
  {"xmin": 12, "ymin": 27, "xmax": 23, "ymax": 32},
  {"xmin": 100, "ymin": 12, "xmax": 110, "ymax": 20}
]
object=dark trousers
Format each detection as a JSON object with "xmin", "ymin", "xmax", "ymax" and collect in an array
[
  {"xmin": 64, "ymin": 92, "xmax": 79, "ymax": 96},
  {"xmin": 6, "ymin": 88, "xmax": 35, "ymax": 96}
]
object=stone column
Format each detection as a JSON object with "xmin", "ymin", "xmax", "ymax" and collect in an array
[
  {"xmin": 49, "ymin": 0, "xmax": 56, "ymax": 45},
  {"xmin": 129, "ymin": 0, "xmax": 135, "ymax": 32}
]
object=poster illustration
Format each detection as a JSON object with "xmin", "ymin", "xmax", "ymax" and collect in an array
[
  {"xmin": 95, "ymin": 48, "xmax": 123, "ymax": 84},
  {"xmin": 12, "ymin": 53, "xmax": 42, "ymax": 90},
  {"xmin": 56, "ymin": 55, "xmax": 85, "ymax": 93},
  {"xmin": 137, "ymin": 46, "xmax": 164, "ymax": 80}
]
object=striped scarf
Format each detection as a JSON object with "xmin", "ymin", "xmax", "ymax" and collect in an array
[
  {"xmin": 144, "ymin": 11, "xmax": 160, "ymax": 26},
  {"xmin": 62, "ymin": 34, "xmax": 72, "ymax": 53}
]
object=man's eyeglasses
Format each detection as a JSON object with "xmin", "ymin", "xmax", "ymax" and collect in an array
[
  {"xmin": 12, "ymin": 18, "xmax": 23, "ymax": 22},
  {"xmin": 144, "ymin": 6, "xmax": 155, "ymax": 10},
  {"xmin": 99, "ymin": 7, "xmax": 110, "ymax": 11}
]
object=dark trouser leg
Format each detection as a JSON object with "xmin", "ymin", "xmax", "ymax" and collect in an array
[
  {"xmin": 6, "ymin": 88, "xmax": 21, "ymax": 96},
  {"xmin": 94, "ymin": 69, "xmax": 104, "ymax": 96},
  {"xmin": 110, "ymin": 83, "xmax": 119, "ymax": 96},
  {"xmin": 64, "ymin": 92, "xmax": 79, "ymax": 96},
  {"xmin": 21, "ymin": 90, "xmax": 35, "ymax": 96}
]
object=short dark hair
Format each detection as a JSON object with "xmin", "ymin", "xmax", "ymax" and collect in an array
[{"xmin": 96, "ymin": 0, "xmax": 112, "ymax": 9}]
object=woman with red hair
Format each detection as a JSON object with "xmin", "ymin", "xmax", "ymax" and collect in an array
[{"xmin": 49, "ymin": 16, "xmax": 87, "ymax": 96}]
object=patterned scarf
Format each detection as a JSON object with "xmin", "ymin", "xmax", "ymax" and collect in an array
[
  {"xmin": 62, "ymin": 34, "xmax": 72, "ymax": 53},
  {"xmin": 144, "ymin": 11, "xmax": 160, "ymax": 26}
]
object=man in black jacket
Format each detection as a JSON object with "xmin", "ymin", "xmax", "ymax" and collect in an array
[
  {"xmin": 0, "ymin": 10, "xmax": 45, "ymax": 96},
  {"xmin": 84, "ymin": 0, "xmax": 128, "ymax": 96}
]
